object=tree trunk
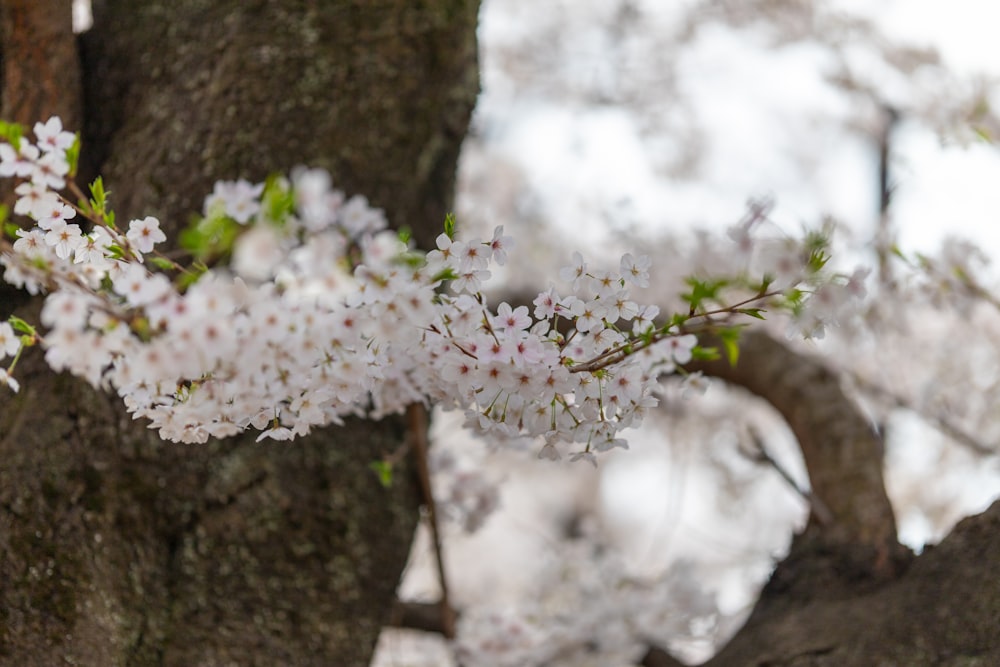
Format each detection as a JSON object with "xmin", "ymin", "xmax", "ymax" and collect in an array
[
  {"xmin": 0, "ymin": 1, "xmax": 479, "ymax": 665},
  {"xmin": 667, "ymin": 332, "xmax": 1000, "ymax": 666}
]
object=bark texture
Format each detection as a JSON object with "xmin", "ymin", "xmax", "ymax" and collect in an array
[
  {"xmin": 0, "ymin": 1, "xmax": 479, "ymax": 665},
  {"xmin": 676, "ymin": 330, "xmax": 1000, "ymax": 666},
  {"xmin": 691, "ymin": 331, "xmax": 908, "ymax": 574}
]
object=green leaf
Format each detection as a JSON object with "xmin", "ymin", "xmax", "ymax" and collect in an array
[
  {"xmin": 148, "ymin": 256, "xmax": 176, "ymax": 271},
  {"xmin": 690, "ymin": 345, "xmax": 720, "ymax": 361},
  {"xmin": 261, "ymin": 174, "xmax": 294, "ymax": 225},
  {"xmin": 397, "ymin": 251, "xmax": 425, "ymax": 269},
  {"xmin": 2, "ymin": 220, "xmax": 18, "ymax": 241},
  {"xmin": 180, "ymin": 213, "xmax": 241, "ymax": 261},
  {"xmin": 736, "ymin": 307, "xmax": 766, "ymax": 320},
  {"xmin": 443, "ymin": 212, "xmax": 456, "ymax": 240},
  {"xmin": 681, "ymin": 277, "xmax": 728, "ymax": 311},
  {"xmin": 431, "ymin": 267, "xmax": 458, "ymax": 283},
  {"xmin": 66, "ymin": 133, "xmax": 82, "ymax": 177},
  {"xmin": 369, "ymin": 460, "xmax": 394, "ymax": 488},
  {"xmin": 786, "ymin": 294, "xmax": 806, "ymax": 317},
  {"xmin": 719, "ymin": 326, "xmax": 743, "ymax": 366},
  {"xmin": 8, "ymin": 316, "xmax": 36, "ymax": 336},
  {"xmin": 88, "ymin": 177, "xmax": 115, "ymax": 226},
  {"xmin": 397, "ymin": 226, "xmax": 412, "ymax": 245},
  {"xmin": 0, "ymin": 120, "xmax": 25, "ymax": 150},
  {"xmin": 177, "ymin": 261, "xmax": 209, "ymax": 291}
]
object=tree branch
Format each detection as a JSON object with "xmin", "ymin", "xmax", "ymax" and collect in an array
[
  {"xmin": 408, "ymin": 403, "xmax": 457, "ymax": 639},
  {"xmin": 689, "ymin": 330, "xmax": 907, "ymax": 576}
]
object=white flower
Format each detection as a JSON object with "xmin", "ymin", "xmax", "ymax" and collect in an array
[
  {"xmin": 665, "ymin": 333, "xmax": 698, "ymax": 365},
  {"xmin": 204, "ymin": 179, "xmax": 264, "ymax": 224},
  {"xmin": 532, "ymin": 286, "xmax": 560, "ymax": 320},
  {"xmin": 33, "ymin": 117, "xmax": 75, "ymax": 154},
  {"xmin": 29, "ymin": 151, "xmax": 69, "ymax": 190},
  {"xmin": 12, "ymin": 228, "xmax": 46, "ymax": 257},
  {"xmin": 560, "ymin": 251, "xmax": 587, "ymax": 290},
  {"xmin": 681, "ymin": 371, "xmax": 710, "ymax": 399},
  {"xmin": 620, "ymin": 252, "xmax": 651, "ymax": 288},
  {"xmin": 0, "ymin": 140, "xmax": 40, "ymax": 178},
  {"xmin": 569, "ymin": 298, "xmax": 606, "ymax": 333},
  {"xmin": 232, "ymin": 225, "xmax": 285, "ymax": 281},
  {"xmin": 74, "ymin": 228, "xmax": 114, "ymax": 268},
  {"xmin": 256, "ymin": 426, "xmax": 295, "ymax": 442},
  {"xmin": 36, "ymin": 200, "xmax": 76, "ymax": 230},
  {"xmin": 338, "ymin": 194, "xmax": 385, "ymax": 237},
  {"xmin": 43, "ymin": 220, "xmax": 83, "ymax": 260},
  {"xmin": 126, "ymin": 216, "xmax": 167, "ymax": 253},
  {"xmin": 488, "ymin": 226, "xmax": 514, "ymax": 265},
  {"xmin": 111, "ymin": 263, "xmax": 170, "ymax": 306},
  {"xmin": 0, "ymin": 322, "xmax": 20, "ymax": 359},
  {"xmin": 292, "ymin": 168, "xmax": 339, "ymax": 231},
  {"xmin": 13, "ymin": 182, "xmax": 60, "ymax": 219},
  {"xmin": 0, "ymin": 368, "xmax": 19, "ymax": 393},
  {"xmin": 493, "ymin": 302, "xmax": 531, "ymax": 333}
]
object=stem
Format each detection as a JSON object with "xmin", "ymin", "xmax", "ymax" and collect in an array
[
  {"xmin": 568, "ymin": 290, "xmax": 783, "ymax": 374},
  {"xmin": 406, "ymin": 403, "xmax": 456, "ymax": 639}
]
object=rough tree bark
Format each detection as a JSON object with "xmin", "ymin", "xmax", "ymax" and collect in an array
[
  {"xmin": 645, "ymin": 332, "xmax": 1000, "ymax": 666},
  {"xmin": 0, "ymin": 1, "xmax": 479, "ymax": 666}
]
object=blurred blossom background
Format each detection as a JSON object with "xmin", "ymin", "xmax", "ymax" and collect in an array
[{"xmin": 374, "ymin": 1, "xmax": 1000, "ymax": 665}]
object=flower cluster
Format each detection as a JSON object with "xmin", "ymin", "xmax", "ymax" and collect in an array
[{"xmin": 0, "ymin": 117, "xmax": 857, "ymax": 458}]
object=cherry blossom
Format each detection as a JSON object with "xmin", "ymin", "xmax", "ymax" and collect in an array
[
  {"xmin": 0, "ymin": 117, "xmax": 864, "ymax": 461},
  {"xmin": 0, "ymin": 322, "xmax": 19, "ymax": 358},
  {"xmin": 126, "ymin": 216, "xmax": 167, "ymax": 253},
  {"xmin": 33, "ymin": 117, "xmax": 75, "ymax": 154}
]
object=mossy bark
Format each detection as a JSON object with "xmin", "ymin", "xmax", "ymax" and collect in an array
[{"xmin": 1, "ymin": 1, "xmax": 479, "ymax": 665}]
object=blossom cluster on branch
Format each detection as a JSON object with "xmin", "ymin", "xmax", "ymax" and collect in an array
[{"xmin": 1, "ymin": 118, "xmax": 859, "ymax": 459}]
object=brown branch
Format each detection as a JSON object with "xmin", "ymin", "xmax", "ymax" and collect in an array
[
  {"xmin": 747, "ymin": 426, "xmax": 834, "ymax": 526},
  {"xmin": 388, "ymin": 599, "xmax": 455, "ymax": 635},
  {"xmin": 389, "ymin": 597, "xmax": 689, "ymax": 667},
  {"xmin": 848, "ymin": 370, "xmax": 995, "ymax": 457},
  {"xmin": 407, "ymin": 402, "xmax": 457, "ymax": 639},
  {"xmin": 640, "ymin": 646, "xmax": 688, "ymax": 667},
  {"xmin": 688, "ymin": 330, "xmax": 907, "ymax": 577}
]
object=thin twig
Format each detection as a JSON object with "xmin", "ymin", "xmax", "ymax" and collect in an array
[
  {"xmin": 568, "ymin": 290, "xmax": 782, "ymax": 374},
  {"xmin": 407, "ymin": 402, "xmax": 456, "ymax": 639},
  {"xmin": 747, "ymin": 427, "xmax": 835, "ymax": 526},
  {"xmin": 849, "ymin": 371, "xmax": 995, "ymax": 456}
]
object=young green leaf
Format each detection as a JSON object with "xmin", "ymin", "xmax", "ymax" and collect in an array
[
  {"xmin": 690, "ymin": 345, "xmax": 720, "ymax": 361},
  {"xmin": 8, "ymin": 316, "xmax": 37, "ymax": 336},
  {"xmin": 0, "ymin": 120, "xmax": 24, "ymax": 150},
  {"xmin": 66, "ymin": 133, "xmax": 82, "ymax": 177},
  {"xmin": 719, "ymin": 326, "xmax": 743, "ymax": 366},
  {"xmin": 369, "ymin": 460, "xmax": 394, "ymax": 488},
  {"xmin": 261, "ymin": 174, "xmax": 295, "ymax": 225},
  {"xmin": 443, "ymin": 212, "xmax": 456, "ymax": 240},
  {"xmin": 148, "ymin": 256, "xmax": 177, "ymax": 271},
  {"xmin": 736, "ymin": 307, "xmax": 766, "ymax": 320}
]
